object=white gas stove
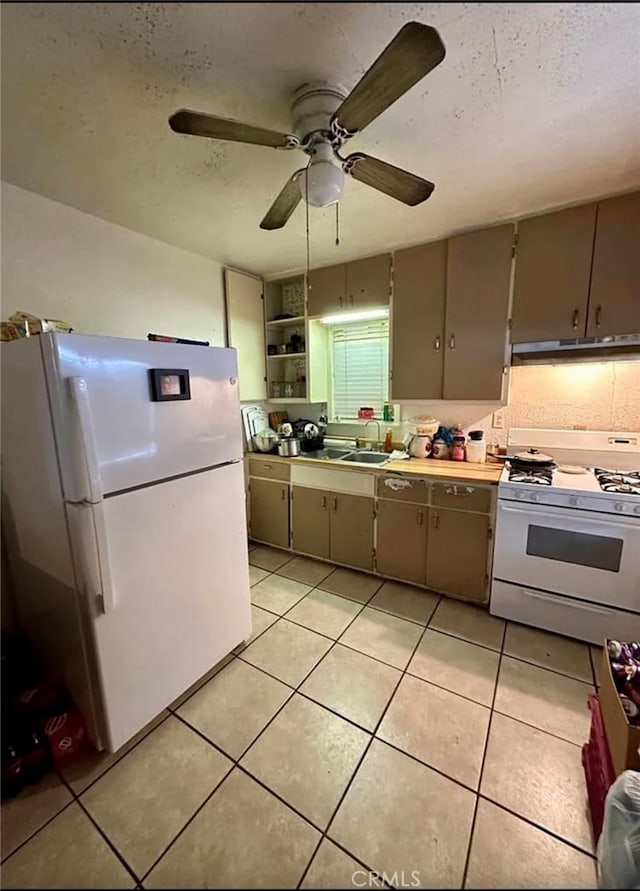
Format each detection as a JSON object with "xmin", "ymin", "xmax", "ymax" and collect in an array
[{"xmin": 491, "ymin": 429, "xmax": 640, "ymax": 644}]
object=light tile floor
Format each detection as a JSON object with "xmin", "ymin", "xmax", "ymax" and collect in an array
[{"xmin": 2, "ymin": 544, "xmax": 600, "ymax": 889}]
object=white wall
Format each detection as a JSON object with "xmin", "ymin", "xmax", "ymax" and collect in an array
[{"xmin": 1, "ymin": 183, "xmax": 226, "ymax": 344}]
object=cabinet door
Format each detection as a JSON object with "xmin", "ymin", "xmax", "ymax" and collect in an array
[
  {"xmin": 391, "ymin": 241, "xmax": 446, "ymax": 400},
  {"xmin": 249, "ymin": 479, "xmax": 289, "ymax": 549},
  {"xmin": 224, "ymin": 269, "xmax": 266, "ymax": 401},
  {"xmin": 307, "ymin": 264, "xmax": 346, "ymax": 316},
  {"xmin": 511, "ymin": 204, "xmax": 596, "ymax": 342},
  {"xmin": 443, "ymin": 225, "xmax": 512, "ymax": 401},
  {"xmin": 426, "ymin": 510, "xmax": 490, "ymax": 602},
  {"xmin": 346, "ymin": 254, "xmax": 391, "ymax": 309},
  {"xmin": 587, "ymin": 192, "xmax": 640, "ymax": 337},
  {"xmin": 291, "ymin": 486, "xmax": 330, "ymax": 559},
  {"xmin": 376, "ymin": 500, "xmax": 427, "ymax": 585},
  {"xmin": 330, "ymin": 493, "xmax": 374, "ymax": 571}
]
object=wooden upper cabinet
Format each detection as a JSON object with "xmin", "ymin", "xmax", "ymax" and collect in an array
[
  {"xmin": 307, "ymin": 254, "xmax": 390, "ymax": 316},
  {"xmin": 346, "ymin": 254, "xmax": 391, "ymax": 309},
  {"xmin": 391, "ymin": 241, "xmax": 447, "ymax": 400},
  {"xmin": 224, "ymin": 269, "xmax": 266, "ymax": 401},
  {"xmin": 587, "ymin": 192, "xmax": 640, "ymax": 337},
  {"xmin": 511, "ymin": 203, "xmax": 597, "ymax": 342},
  {"xmin": 306, "ymin": 263, "xmax": 346, "ymax": 316},
  {"xmin": 443, "ymin": 225, "xmax": 513, "ymax": 401}
]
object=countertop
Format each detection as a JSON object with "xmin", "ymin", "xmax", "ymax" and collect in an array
[{"xmin": 246, "ymin": 452, "xmax": 503, "ymax": 485}]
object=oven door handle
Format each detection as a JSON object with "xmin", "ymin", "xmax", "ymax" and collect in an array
[
  {"xmin": 498, "ymin": 503, "xmax": 637, "ymax": 530},
  {"xmin": 520, "ymin": 587, "xmax": 613, "ymax": 615}
]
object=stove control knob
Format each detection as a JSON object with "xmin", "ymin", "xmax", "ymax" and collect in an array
[
  {"xmin": 635, "ymin": 504, "xmax": 640, "ymax": 515},
  {"xmin": 530, "ymin": 492, "xmax": 540, "ymax": 502},
  {"xmin": 569, "ymin": 496, "xmax": 578, "ymax": 507},
  {"xmin": 515, "ymin": 490, "xmax": 523, "ymax": 499},
  {"xmin": 614, "ymin": 503, "xmax": 624, "ymax": 512}
]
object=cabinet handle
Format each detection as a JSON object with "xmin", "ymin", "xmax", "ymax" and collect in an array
[
  {"xmin": 281, "ymin": 488, "xmax": 286, "ymax": 501},
  {"xmin": 332, "ymin": 496, "xmax": 338, "ymax": 511},
  {"xmin": 448, "ymin": 334, "xmax": 456, "ymax": 349},
  {"xmin": 433, "ymin": 336, "xmax": 441, "ymax": 351},
  {"xmin": 572, "ymin": 308, "xmax": 579, "ymax": 330},
  {"xmin": 339, "ymin": 297, "xmax": 343, "ymax": 308},
  {"xmin": 432, "ymin": 512, "xmax": 439, "ymax": 529},
  {"xmin": 417, "ymin": 509, "xmax": 424, "ymax": 526},
  {"xmin": 595, "ymin": 305, "xmax": 602, "ymax": 328},
  {"xmin": 349, "ymin": 295, "xmax": 354, "ymax": 307},
  {"xmin": 321, "ymin": 495, "xmax": 327, "ymax": 509}
]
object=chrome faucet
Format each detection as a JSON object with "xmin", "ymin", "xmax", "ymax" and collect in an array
[{"xmin": 363, "ymin": 419, "xmax": 381, "ymax": 451}]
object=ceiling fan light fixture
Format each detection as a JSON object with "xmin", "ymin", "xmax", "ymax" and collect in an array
[{"xmin": 299, "ymin": 142, "xmax": 344, "ymax": 207}]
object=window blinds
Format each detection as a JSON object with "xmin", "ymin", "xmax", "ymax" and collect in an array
[{"xmin": 330, "ymin": 319, "xmax": 389, "ymax": 419}]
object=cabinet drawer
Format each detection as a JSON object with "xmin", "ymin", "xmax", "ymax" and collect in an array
[
  {"xmin": 248, "ymin": 458, "xmax": 290, "ymax": 481},
  {"xmin": 377, "ymin": 475, "xmax": 429, "ymax": 504},
  {"xmin": 430, "ymin": 482, "xmax": 491, "ymax": 513}
]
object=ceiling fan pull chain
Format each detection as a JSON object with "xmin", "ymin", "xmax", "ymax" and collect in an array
[
  {"xmin": 305, "ymin": 164, "xmax": 311, "ymax": 281},
  {"xmin": 335, "ymin": 202, "xmax": 340, "ymax": 247}
]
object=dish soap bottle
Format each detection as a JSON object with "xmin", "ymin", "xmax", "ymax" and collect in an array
[{"xmin": 383, "ymin": 429, "xmax": 394, "ymax": 454}]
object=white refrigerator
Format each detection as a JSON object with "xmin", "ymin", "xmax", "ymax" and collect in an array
[{"xmin": 2, "ymin": 333, "xmax": 251, "ymax": 752}]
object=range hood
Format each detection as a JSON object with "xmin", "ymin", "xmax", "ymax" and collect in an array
[{"xmin": 511, "ymin": 333, "xmax": 640, "ymax": 365}]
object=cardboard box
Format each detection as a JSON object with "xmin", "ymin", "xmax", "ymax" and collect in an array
[{"xmin": 600, "ymin": 647, "xmax": 640, "ymax": 775}]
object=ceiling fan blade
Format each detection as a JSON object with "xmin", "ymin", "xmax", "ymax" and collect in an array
[
  {"xmin": 169, "ymin": 109, "xmax": 299, "ymax": 149},
  {"xmin": 344, "ymin": 153, "xmax": 434, "ymax": 206},
  {"xmin": 260, "ymin": 171, "xmax": 304, "ymax": 230},
  {"xmin": 332, "ymin": 22, "xmax": 445, "ymax": 136}
]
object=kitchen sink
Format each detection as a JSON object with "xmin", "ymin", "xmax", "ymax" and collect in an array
[
  {"xmin": 340, "ymin": 452, "xmax": 390, "ymax": 465},
  {"xmin": 299, "ymin": 447, "xmax": 353, "ymax": 460}
]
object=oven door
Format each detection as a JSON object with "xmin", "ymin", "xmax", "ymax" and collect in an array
[{"xmin": 494, "ymin": 501, "xmax": 640, "ymax": 612}]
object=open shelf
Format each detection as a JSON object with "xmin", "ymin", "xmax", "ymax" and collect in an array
[
  {"xmin": 266, "ymin": 316, "xmax": 306, "ymax": 327},
  {"xmin": 267, "ymin": 352, "xmax": 306, "ymax": 360},
  {"xmin": 266, "ymin": 397, "xmax": 310, "ymax": 404}
]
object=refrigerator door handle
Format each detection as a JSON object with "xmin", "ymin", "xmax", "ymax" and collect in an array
[
  {"xmin": 68, "ymin": 503, "xmax": 116, "ymax": 614},
  {"xmin": 68, "ymin": 376, "xmax": 103, "ymax": 505}
]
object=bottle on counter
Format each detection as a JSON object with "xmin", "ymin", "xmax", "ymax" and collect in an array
[
  {"xmin": 466, "ymin": 430, "xmax": 487, "ymax": 463},
  {"xmin": 383, "ymin": 429, "xmax": 394, "ymax": 453},
  {"xmin": 451, "ymin": 423, "xmax": 466, "ymax": 462}
]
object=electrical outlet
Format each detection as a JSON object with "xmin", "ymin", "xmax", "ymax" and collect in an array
[{"xmin": 492, "ymin": 411, "xmax": 504, "ymax": 429}]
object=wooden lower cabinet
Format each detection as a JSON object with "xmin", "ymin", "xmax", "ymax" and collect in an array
[
  {"xmin": 330, "ymin": 493, "xmax": 375, "ymax": 571},
  {"xmin": 249, "ymin": 478, "xmax": 289, "ymax": 549},
  {"xmin": 291, "ymin": 486, "xmax": 330, "ymax": 558},
  {"xmin": 376, "ymin": 500, "xmax": 427, "ymax": 585},
  {"xmin": 426, "ymin": 509, "xmax": 490, "ymax": 602}
]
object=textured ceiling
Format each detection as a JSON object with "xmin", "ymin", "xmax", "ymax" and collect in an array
[{"xmin": 2, "ymin": 2, "xmax": 640, "ymax": 276}]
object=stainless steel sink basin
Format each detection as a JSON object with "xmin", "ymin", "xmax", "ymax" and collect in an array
[
  {"xmin": 299, "ymin": 447, "xmax": 353, "ymax": 460},
  {"xmin": 340, "ymin": 452, "xmax": 390, "ymax": 465}
]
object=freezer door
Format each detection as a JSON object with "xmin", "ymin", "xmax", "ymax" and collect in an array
[
  {"xmin": 88, "ymin": 462, "xmax": 251, "ymax": 751},
  {"xmin": 43, "ymin": 333, "xmax": 242, "ymax": 497}
]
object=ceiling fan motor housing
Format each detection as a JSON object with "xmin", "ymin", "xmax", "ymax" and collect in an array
[{"xmin": 291, "ymin": 82, "xmax": 347, "ymax": 146}]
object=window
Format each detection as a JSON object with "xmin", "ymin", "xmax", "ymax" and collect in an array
[{"xmin": 330, "ymin": 319, "xmax": 389, "ymax": 420}]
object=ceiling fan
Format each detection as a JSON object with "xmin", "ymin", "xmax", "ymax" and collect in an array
[{"xmin": 169, "ymin": 22, "xmax": 445, "ymax": 230}]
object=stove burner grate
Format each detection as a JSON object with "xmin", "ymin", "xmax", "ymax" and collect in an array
[
  {"xmin": 508, "ymin": 468, "xmax": 553, "ymax": 485},
  {"xmin": 594, "ymin": 468, "xmax": 640, "ymax": 495}
]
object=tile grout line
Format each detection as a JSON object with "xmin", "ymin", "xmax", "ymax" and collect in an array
[
  {"xmin": 459, "ymin": 611, "xmax": 508, "ymax": 888},
  {"xmin": 475, "ymin": 793, "xmax": 598, "ymax": 861},
  {"xmin": 0, "ymin": 791, "xmax": 76, "ymax": 866},
  {"xmin": 296, "ymin": 597, "xmax": 442, "ymax": 889},
  {"xmin": 138, "ymin": 755, "xmax": 236, "ymax": 883},
  {"xmin": 74, "ymin": 796, "xmax": 142, "ymax": 886}
]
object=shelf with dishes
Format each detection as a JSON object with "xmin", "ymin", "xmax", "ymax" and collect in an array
[{"xmin": 263, "ymin": 272, "xmax": 329, "ymax": 404}]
